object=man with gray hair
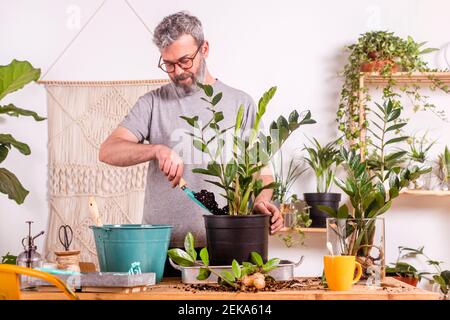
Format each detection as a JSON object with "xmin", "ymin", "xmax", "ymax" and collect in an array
[{"xmin": 99, "ymin": 11, "xmax": 282, "ymax": 274}]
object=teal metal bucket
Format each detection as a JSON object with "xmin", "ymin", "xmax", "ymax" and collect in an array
[{"xmin": 90, "ymin": 224, "xmax": 172, "ymax": 283}]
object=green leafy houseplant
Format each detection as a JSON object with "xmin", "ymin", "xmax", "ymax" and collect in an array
[
  {"xmin": 180, "ymin": 83, "xmax": 316, "ymax": 216},
  {"xmin": 386, "ymin": 246, "xmax": 450, "ymax": 298},
  {"xmin": 338, "ymin": 30, "xmax": 448, "ymax": 149},
  {"xmin": 406, "ymin": 132, "xmax": 436, "ymax": 165},
  {"xmin": 304, "ymin": 138, "xmax": 342, "ymax": 193},
  {"xmin": 271, "ymin": 151, "xmax": 306, "ymax": 204},
  {"xmin": 0, "ymin": 59, "xmax": 46, "ymax": 204},
  {"xmin": 1, "ymin": 252, "xmax": 17, "ymax": 264},
  {"xmin": 320, "ymin": 101, "xmax": 431, "ymax": 277},
  {"xmin": 437, "ymin": 146, "xmax": 450, "ymax": 189},
  {"xmin": 179, "ymin": 83, "xmax": 315, "ymax": 265},
  {"xmin": 167, "ymin": 233, "xmax": 280, "ymax": 290},
  {"xmin": 303, "ymin": 138, "xmax": 342, "ymax": 228}
]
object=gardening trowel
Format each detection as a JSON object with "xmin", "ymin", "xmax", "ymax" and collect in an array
[{"xmin": 179, "ymin": 178, "xmax": 210, "ymax": 212}]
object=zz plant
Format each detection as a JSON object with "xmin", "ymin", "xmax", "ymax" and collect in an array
[{"xmin": 180, "ymin": 83, "xmax": 315, "ymax": 215}]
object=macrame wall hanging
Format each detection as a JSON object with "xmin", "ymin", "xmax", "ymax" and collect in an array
[{"xmin": 40, "ymin": 79, "xmax": 168, "ymax": 266}]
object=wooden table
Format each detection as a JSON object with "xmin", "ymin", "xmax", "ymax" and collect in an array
[{"xmin": 20, "ymin": 277, "xmax": 440, "ymax": 300}]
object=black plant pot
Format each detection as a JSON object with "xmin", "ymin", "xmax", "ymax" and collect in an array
[
  {"xmin": 303, "ymin": 193, "xmax": 341, "ymax": 228},
  {"xmin": 204, "ymin": 214, "xmax": 270, "ymax": 266}
]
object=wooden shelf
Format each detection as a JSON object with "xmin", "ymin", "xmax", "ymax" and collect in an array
[
  {"xmin": 361, "ymin": 72, "xmax": 450, "ymax": 85},
  {"xmin": 400, "ymin": 189, "xmax": 450, "ymax": 196},
  {"xmin": 277, "ymin": 227, "xmax": 326, "ymax": 234}
]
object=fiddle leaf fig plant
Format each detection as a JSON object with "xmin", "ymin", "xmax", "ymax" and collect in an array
[
  {"xmin": 0, "ymin": 59, "xmax": 46, "ymax": 204},
  {"xmin": 180, "ymin": 82, "xmax": 316, "ymax": 215}
]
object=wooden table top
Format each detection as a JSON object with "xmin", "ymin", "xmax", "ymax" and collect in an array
[{"xmin": 21, "ymin": 277, "xmax": 440, "ymax": 300}]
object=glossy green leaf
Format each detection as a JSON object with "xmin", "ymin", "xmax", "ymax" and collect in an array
[{"xmin": 0, "ymin": 167, "xmax": 29, "ymax": 204}]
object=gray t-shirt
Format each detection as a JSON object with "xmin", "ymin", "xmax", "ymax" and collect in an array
[{"xmin": 120, "ymin": 79, "xmax": 257, "ymax": 247}]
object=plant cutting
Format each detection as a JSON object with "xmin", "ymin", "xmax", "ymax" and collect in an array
[
  {"xmin": 180, "ymin": 83, "xmax": 315, "ymax": 265},
  {"xmin": 405, "ymin": 132, "xmax": 436, "ymax": 189},
  {"xmin": 276, "ymin": 198, "xmax": 312, "ymax": 248},
  {"xmin": 167, "ymin": 232, "xmax": 280, "ymax": 291},
  {"xmin": 0, "ymin": 59, "xmax": 46, "ymax": 204},
  {"xmin": 303, "ymin": 138, "xmax": 342, "ymax": 227},
  {"xmin": 338, "ymin": 30, "xmax": 448, "ymax": 149},
  {"xmin": 321, "ymin": 100, "xmax": 431, "ymax": 279},
  {"xmin": 386, "ymin": 246, "xmax": 423, "ymax": 286}
]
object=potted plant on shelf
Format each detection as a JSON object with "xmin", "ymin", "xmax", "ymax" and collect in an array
[
  {"xmin": 386, "ymin": 246, "xmax": 450, "ymax": 299},
  {"xmin": 0, "ymin": 59, "xmax": 46, "ymax": 204},
  {"xmin": 437, "ymin": 146, "xmax": 450, "ymax": 191},
  {"xmin": 322, "ymin": 99, "xmax": 431, "ymax": 280},
  {"xmin": 303, "ymin": 138, "xmax": 342, "ymax": 228},
  {"xmin": 338, "ymin": 30, "xmax": 448, "ymax": 148},
  {"xmin": 180, "ymin": 83, "xmax": 315, "ymax": 265},
  {"xmin": 271, "ymin": 150, "xmax": 307, "ymax": 227}
]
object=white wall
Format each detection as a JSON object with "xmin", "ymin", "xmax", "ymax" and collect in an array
[{"xmin": 1, "ymin": 0, "xmax": 449, "ymax": 284}]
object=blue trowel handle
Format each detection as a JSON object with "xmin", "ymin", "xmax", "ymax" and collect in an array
[{"xmin": 179, "ymin": 178, "xmax": 210, "ymax": 212}]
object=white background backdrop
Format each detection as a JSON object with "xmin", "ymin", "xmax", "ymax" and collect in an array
[{"xmin": 1, "ymin": 0, "xmax": 449, "ymax": 288}]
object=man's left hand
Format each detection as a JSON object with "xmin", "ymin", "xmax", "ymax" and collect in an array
[{"xmin": 253, "ymin": 201, "xmax": 284, "ymax": 234}]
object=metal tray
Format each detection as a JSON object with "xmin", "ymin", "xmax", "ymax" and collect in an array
[{"xmin": 169, "ymin": 257, "xmax": 304, "ymax": 284}]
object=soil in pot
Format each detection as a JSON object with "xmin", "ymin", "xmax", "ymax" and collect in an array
[{"xmin": 304, "ymin": 193, "xmax": 341, "ymax": 228}]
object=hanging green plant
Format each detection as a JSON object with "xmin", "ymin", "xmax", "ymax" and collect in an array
[{"xmin": 337, "ymin": 31, "xmax": 449, "ymax": 150}]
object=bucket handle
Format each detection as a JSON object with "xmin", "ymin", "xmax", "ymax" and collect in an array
[
  {"xmin": 294, "ymin": 256, "xmax": 305, "ymax": 268},
  {"xmin": 168, "ymin": 258, "xmax": 182, "ymax": 271}
]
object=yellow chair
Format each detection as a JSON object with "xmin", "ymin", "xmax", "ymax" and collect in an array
[{"xmin": 0, "ymin": 264, "xmax": 78, "ymax": 300}]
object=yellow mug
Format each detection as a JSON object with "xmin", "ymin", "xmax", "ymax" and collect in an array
[{"xmin": 323, "ymin": 255, "xmax": 362, "ymax": 291}]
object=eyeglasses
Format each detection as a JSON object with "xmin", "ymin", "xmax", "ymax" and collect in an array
[{"xmin": 158, "ymin": 43, "xmax": 203, "ymax": 73}]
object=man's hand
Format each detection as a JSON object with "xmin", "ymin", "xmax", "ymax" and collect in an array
[
  {"xmin": 155, "ymin": 144, "xmax": 184, "ymax": 188},
  {"xmin": 253, "ymin": 201, "xmax": 284, "ymax": 234}
]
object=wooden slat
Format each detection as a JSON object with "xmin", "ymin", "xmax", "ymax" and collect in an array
[
  {"xmin": 20, "ymin": 277, "xmax": 440, "ymax": 300},
  {"xmin": 362, "ymin": 72, "xmax": 450, "ymax": 85}
]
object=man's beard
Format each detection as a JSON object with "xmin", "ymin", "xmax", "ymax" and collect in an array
[{"xmin": 172, "ymin": 58, "xmax": 206, "ymax": 96}]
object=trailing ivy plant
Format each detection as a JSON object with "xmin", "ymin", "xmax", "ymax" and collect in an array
[
  {"xmin": 167, "ymin": 232, "xmax": 280, "ymax": 290},
  {"xmin": 0, "ymin": 59, "xmax": 46, "ymax": 204},
  {"xmin": 338, "ymin": 31, "xmax": 448, "ymax": 150},
  {"xmin": 180, "ymin": 83, "xmax": 316, "ymax": 215},
  {"xmin": 386, "ymin": 246, "xmax": 450, "ymax": 299}
]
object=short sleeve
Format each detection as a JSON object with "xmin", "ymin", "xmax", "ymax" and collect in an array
[{"xmin": 119, "ymin": 94, "xmax": 152, "ymax": 143}]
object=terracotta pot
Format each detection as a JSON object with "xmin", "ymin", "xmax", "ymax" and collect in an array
[
  {"xmin": 360, "ymin": 60, "xmax": 399, "ymax": 73},
  {"xmin": 393, "ymin": 276, "xmax": 419, "ymax": 287}
]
